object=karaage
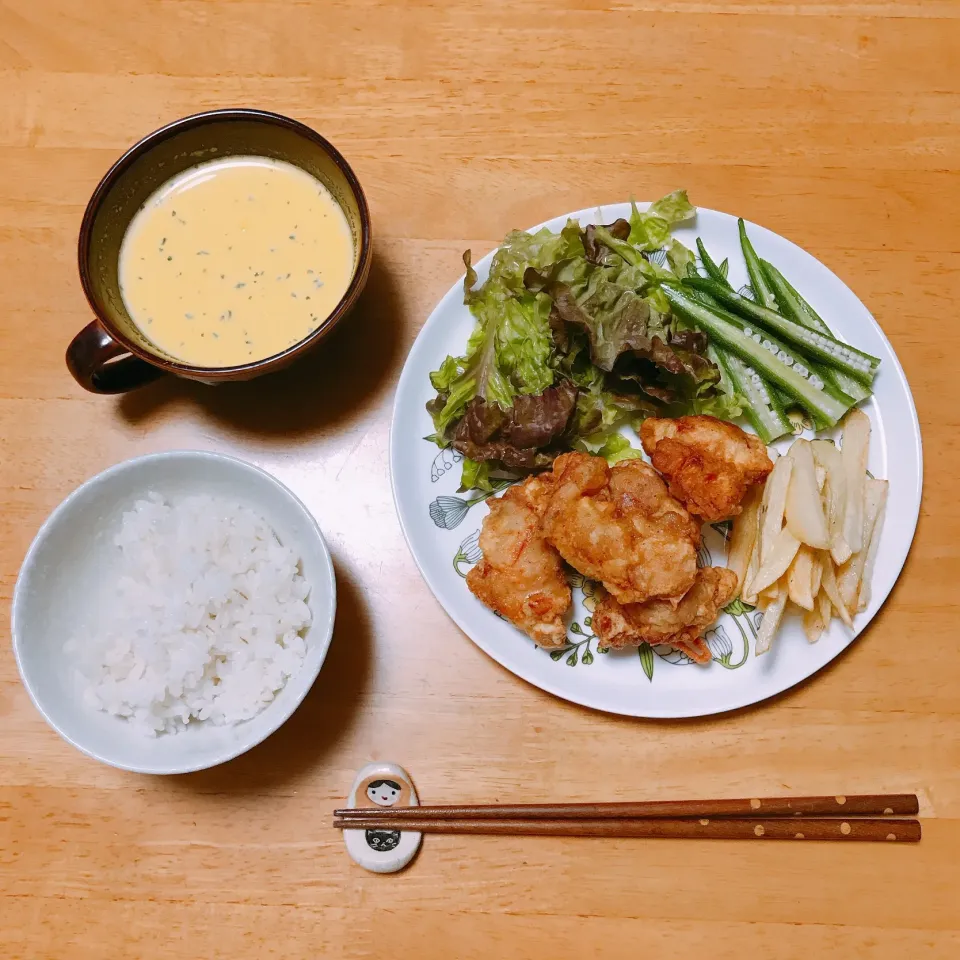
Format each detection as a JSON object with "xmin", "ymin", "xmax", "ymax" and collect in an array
[
  {"xmin": 542, "ymin": 452, "xmax": 701, "ymax": 605},
  {"xmin": 592, "ymin": 566, "xmax": 739, "ymax": 662},
  {"xmin": 466, "ymin": 474, "xmax": 571, "ymax": 648},
  {"xmin": 640, "ymin": 415, "xmax": 773, "ymax": 522}
]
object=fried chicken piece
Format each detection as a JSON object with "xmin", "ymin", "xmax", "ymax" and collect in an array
[
  {"xmin": 466, "ymin": 474, "xmax": 571, "ymax": 648},
  {"xmin": 542, "ymin": 453, "xmax": 701, "ymax": 605},
  {"xmin": 592, "ymin": 566, "xmax": 739, "ymax": 663},
  {"xmin": 640, "ymin": 415, "xmax": 773, "ymax": 522}
]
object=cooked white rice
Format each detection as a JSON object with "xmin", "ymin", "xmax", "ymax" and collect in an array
[{"xmin": 65, "ymin": 493, "xmax": 311, "ymax": 736}]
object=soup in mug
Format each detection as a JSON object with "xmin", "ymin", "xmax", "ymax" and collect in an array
[{"xmin": 118, "ymin": 156, "xmax": 354, "ymax": 367}]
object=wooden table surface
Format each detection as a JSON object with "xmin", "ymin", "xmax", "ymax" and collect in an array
[{"xmin": 2, "ymin": 1, "xmax": 959, "ymax": 957}]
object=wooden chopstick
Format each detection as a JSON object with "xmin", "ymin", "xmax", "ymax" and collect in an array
[
  {"xmin": 334, "ymin": 793, "xmax": 918, "ymax": 821},
  {"xmin": 333, "ymin": 816, "xmax": 921, "ymax": 843}
]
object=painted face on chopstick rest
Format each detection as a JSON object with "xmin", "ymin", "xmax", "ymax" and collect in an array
[
  {"xmin": 344, "ymin": 763, "xmax": 422, "ymax": 873},
  {"xmin": 362, "ymin": 778, "xmax": 408, "ymax": 808}
]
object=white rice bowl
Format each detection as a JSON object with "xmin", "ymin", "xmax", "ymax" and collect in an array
[
  {"xmin": 66, "ymin": 494, "xmax": 312, "ymax": 736},
  {"xmin": 12, "ymin": 450, "xmax": 337, "ymax": 774}
]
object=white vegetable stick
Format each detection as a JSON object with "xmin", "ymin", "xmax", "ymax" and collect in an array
[
  {"xmin": 812, "ymin": 439, "xmax": 851, "ymax": 565},
  {"xmin": 838, "ymin": 479, "xmax": 886, "ymax": 611},
  {"xmin": 756, "ymin": 588, "xmax": 788, "ymax": 655},
  {"xmin": 757, "ymin": 581, "xmax": 780, "ymax": 612},
  {"xmin": 748, "ymin": 527, "xmax": 801, "ymax": 597},
  {"xmin": 787, "ymin": 545, "xmax": 816, "ymax": 611},
  {"xmin": 810, "ymin": 550, "xmax": 823, "ymax": 599},
  {"xmin": 727, "ymin": 484, "xmax": 761, "ymax": 592},
  {"xmin": 741, "ymin": 507, "xmax": 762, "ymax": 606},
  {"xmin": 761, "ymin": 580, "xmax": 781, "ymax": 597},
  {"xmin": 841, "ymin": 410, "xmax": 871, "ymax": 553},
  {"xmin": 838, "ymin": 478, "xmax": 887, "ymax": 613},
  {"xmin": 760, "ymin": 457, "xmax": 793, "ymax": 564},
  {"xmin": 802, "ymin": 603, "xmax": 826, "ymax": 644},
  {"xmin": 838, "ymin": 567, "xmax": 858, "ymax": 616},
  {"xmin": 831, "ymin": 536, "xmax": 853, "ymax": 567},
  {"xmin": 741, "ymin": 545, "xmax": 760, "ymax": 605},
  {"xmin": 819, "ymin": 551, "xmax": 853, "ymax": 628},
  {"xmin": 818, "ymin": 588, "xmax": 832, "ymax": 625},
  {"xmin": 785, "ymin": 440, "xmax": 830, "ymax": 549},
  {"xmin": 858, "ymin": 480, "xmax": 889, "ymax": 612},
  {"xmin": 811, "ymin": 438, "xmax": 841, "ymax": 473},
  {"xmin": 817, "ymin": 590, "xmax": 833, "ymax": 624}
]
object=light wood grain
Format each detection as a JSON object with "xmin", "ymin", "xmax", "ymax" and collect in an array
[{"xmin": 1, "ymin": 0, "xmax": 958, "ymax": 957}]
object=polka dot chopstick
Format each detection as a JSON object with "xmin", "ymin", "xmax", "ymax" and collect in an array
[{"xmin": 333, "ymin": 794, "xmax": 921, "ymax": 843}]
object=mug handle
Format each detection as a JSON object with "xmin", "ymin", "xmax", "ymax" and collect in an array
[{"xmin": 66, "ymin": 321, "xmax": 165, "ymax": 394}]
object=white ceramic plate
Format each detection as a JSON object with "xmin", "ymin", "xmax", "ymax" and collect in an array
[
  {"xmin": 12, "ymin": 450, "xmax": 336, "ymax": 772},
  {"xmin": 390, "ymin": 204, "xmax": 921, "ymax": 718}
]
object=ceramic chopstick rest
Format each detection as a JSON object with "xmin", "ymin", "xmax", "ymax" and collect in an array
[{"xmin": 342, "ymin": 762, "xmax": 422, "ymax": 873}]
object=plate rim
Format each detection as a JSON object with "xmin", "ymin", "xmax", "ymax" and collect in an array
[{"xmin": 390, "ymin": 202, "xmax": 923, "ymax": 718}]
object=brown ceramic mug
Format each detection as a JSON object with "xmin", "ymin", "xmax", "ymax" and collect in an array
[{"xmin": 68, "ymin": 109, "xmax": 372, "ymax": 393}]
